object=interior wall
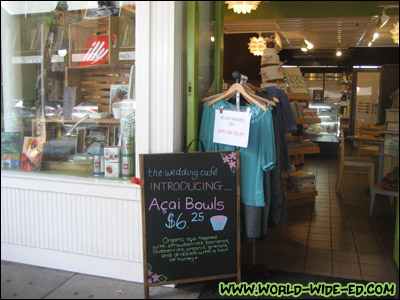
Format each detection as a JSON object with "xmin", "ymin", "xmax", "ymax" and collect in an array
[{"xmin": 223, "ymin": 33, "xmax": 399, "ymax": 82}]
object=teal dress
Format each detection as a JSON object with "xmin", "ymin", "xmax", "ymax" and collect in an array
[{"xmin": 199, "ymin": 99, "xmax": 276, "ymax": 207}]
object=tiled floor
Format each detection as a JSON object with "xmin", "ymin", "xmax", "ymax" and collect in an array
[{"xmin": 241, "ymin": 156, "xmax": 399, "ymax": 286}]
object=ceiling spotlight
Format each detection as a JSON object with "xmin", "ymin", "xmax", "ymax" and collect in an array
[
  {"xmin": 378, "ymin": 9, "xmax": 390, "ymax": 29},
  {"xmin": 336, "ymin": 49, "xmax": 343, "ymax": 57},
  {"xmin": 301, "ymin": 41, "xmax": 308, "ymax": 52},
  {"xmin": 305, "ymin": 39, "xmax": 314, "ymax": 49}
]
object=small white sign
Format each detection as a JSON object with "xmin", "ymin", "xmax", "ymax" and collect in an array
[
  {"xmin": 213, "ymin": 108, "xmax": 251, "ymax": 148},
  {"xmin": 119, "ymin": 51, "xmax": 135, "ymax": 60},
  {"xmin": 12, "ymin": 55, "xmax": 43, "ymax": 64},
  {"xmin": 71, "ymin": 53, "xmax": 85, "ymax": 62}
]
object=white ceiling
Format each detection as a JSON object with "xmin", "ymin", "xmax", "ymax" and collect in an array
[{"xmin": 224, "ymin": 15, "xmax": 399, "ymax": 49}]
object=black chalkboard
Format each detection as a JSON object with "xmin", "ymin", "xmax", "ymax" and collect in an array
[{"xmin": 140, "ymin": 151, "xmax": 240, "ymax": 296}]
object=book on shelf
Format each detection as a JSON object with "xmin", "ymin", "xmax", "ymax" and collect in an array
[
  {"xmin": 289, "ymin": 171, "xmax": 315, "ymax": 180},
  {"xmin": 295, "ymin": 186, "xmax": 316, "ymax": 192},
  {"xmin": 386, "ymin": 121, "xmax": 399, "ymax": 132},
  {"xmin": 291, "ymin": 178, "xmax": 316, "ymax": 185}
]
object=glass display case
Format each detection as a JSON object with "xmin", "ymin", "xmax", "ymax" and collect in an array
[
  {"xmin": 304, "ymin": 103, "xmax": 340, "ymax": 143},
  {"xmin": 302, "ymin": 70, "xmax": 346, "ymax": 144}
]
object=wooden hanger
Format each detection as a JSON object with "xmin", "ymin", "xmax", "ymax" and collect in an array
[
  {"xmin": 201, "ymin": 91, "xmax": 226, "ymax": 103},
  {"xmin": 244, "ymin": 83, "xmax": 280, "ymax": 104},
  {"xmin": 245, "ymin": 82, "xmax": 264, "ymax": 92},
  {"xmin": 207, "ymin": 83, "xmax": 267, "ymax": 111},
  {"xmin": 242, "ymin": 84, "xmax": 276, "ymax": 108}
]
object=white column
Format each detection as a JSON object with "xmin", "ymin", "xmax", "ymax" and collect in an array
[
  {"xmin": 1, "ymin": 8, "xmax": 23, "ymax": 132},
  {"xmin": 135, "ymin": 1, "xmax": 185, "ymax": 167}
]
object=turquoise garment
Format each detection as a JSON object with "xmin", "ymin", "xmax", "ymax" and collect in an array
[{"xmin": 199, "ymin": 99, "xmax": 276, "ymax": 207}]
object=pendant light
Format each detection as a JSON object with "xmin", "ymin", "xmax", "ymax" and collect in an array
[
  {"xmin": 225, "ymin": 1, "xmax": 261, "ymax": 14},
  {"xmin": 248, "ymin": 34, "xmax": 266, "ymax": 56},
  {"xmin": 390, "ymin": 21, "xmax": 399, "ymax": 45}
]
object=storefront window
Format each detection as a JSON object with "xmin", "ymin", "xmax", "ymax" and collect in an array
[{"xmin": 1, "ymin": 1, "xmax": 136, "ymax": 178}]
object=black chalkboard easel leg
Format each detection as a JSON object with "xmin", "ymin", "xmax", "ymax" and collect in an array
[
  {"xmin": 245, "ymin": 237, "xmax": 270, "ymax": 278},
  {"xmin": 144, "ymin": 285, "xmax": 149, "ymax": 299}
]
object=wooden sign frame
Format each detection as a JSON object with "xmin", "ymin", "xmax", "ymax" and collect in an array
[
  {"xmin": 140, "ymin": 151, "xmax": 241, "ymax": 298},
  {"xmin": 283, "ymin": 67, "xmax": 309, "ymax": 94}
]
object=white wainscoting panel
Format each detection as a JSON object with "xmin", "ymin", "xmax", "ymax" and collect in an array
[{"xmin": 1, "ymin": 171, "xmax": 144, "ymax": 282}]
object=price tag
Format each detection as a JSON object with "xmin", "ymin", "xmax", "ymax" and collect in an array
[{"xmin": 213, "ymin": 108, "xmax": 251, "ymax": 148}]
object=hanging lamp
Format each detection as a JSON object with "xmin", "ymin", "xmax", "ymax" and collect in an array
[
  {"xmin": 390, "ymin": 21, "xmax": 399, "ymax": 45},
  {"xmin": 248, "ymin": 34, "xmax": 266, "ymax": 56},
  {"xmin": 225, "ymin": 1, "xmax": 261, "ymax": 14}
]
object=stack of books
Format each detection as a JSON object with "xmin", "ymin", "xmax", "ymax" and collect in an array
[
  {"xmin": 287, "ymin": 139, "xmax": 318, "ymax": 149},
  {"xmin": 288, "ymin": 171, "xmax": 316, "ymax": 192},
  {"xmin": 302, "ymin": 108, "xmax": 318, "ymax": 118},
  {"xmin": 290, "ymin": 102, "xmax": 308, "ymax": 118}
]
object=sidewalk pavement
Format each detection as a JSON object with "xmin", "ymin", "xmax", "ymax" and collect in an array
[{"xmin": 1, "ymin": 261, "xmax": 204, "ymax": 299}]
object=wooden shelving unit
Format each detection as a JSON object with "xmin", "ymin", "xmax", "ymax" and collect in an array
[
  {"xmin": 31, "ymin": 118, "xmax": 121, "ymax": 155},
  {"xmin": 288, "ymin": 147, "xmax": 320, "ymax": 156},
  {"xmin": 286, "ymin": 190, "xmax": 318, "ymax": 207},
  {"xmin": 285, "ymin": 93, "xmax": 320, "ymax": 207}
]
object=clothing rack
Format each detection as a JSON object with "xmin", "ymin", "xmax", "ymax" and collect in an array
[{"xmin": 233, "ymin": 71, "xmax": 269, "ymax": 276}]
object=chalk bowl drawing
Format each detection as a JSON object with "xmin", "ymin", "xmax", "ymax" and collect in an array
[{"xmin": 210, "ymin": 215, "xmax": 228, "ymax": 231}]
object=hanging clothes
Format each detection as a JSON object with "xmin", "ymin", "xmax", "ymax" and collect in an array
[
  {"xmin": 199, "ymin": 99, "xmax": 276, "ymax": 207},
  {"xmin": 242, "ymin": 104, "xmax": 288, "ymax": 239},
  {"xmin": 256, "ymin": 87, "xmax": 297, "ymax": 172},
  {"xmin": 256, "ymin": 87, "xmax": 297, "ymax": 230},
  {"xmin": 263, "ymin": 106, "xmax": 287, "ymax": 230}
]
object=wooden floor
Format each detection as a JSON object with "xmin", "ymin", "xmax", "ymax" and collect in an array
[{"xmin": 241, "ymin": 156, "xmax": 399, "ymax": 287}]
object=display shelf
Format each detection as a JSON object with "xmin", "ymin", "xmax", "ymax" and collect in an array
[
  {"xmin": 287, "ymin": 93, "xmax": 311, "ymax": 101},
  {"xmin": 288, "ymin": 147, "xmax": 320, "ymax": 156},
  {"xmin": 286, "ymin": 190, "xmax": 318, "ymax": 207},
  {"xmin": 69, "ymin": 16, "xmax": 135, "ymax": 67},
  {"xmin": 41, "ymin": 162, "xmax": 92, "ymax": 171},
  {"xmin": 65, "ymin": 65, "xmax": 131, "ymax": 113},
  {"xmin": 296, "ymin": 118, "xmax": 321, "ymax": 124},
  {"xmin": 32, "ymin": 118, "xmax": 120, "ymax": 124},
  {"xmin": 31, "ymin": 118, "xmax": 121, "ymax": 151},
  {"xmin": 286, "ymin": 94, "xmax": 321, "ymax": 207}
]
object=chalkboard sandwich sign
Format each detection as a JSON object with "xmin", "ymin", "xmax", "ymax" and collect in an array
[{"xmin": 140, "ymin": 150, "xmax": 241, "ymax": 298}]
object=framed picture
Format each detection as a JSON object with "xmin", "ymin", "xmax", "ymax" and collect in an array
[
  {"xmin": 1, "ymin": 132, "xmax": 21, "ymax": 169},
  {"xmin": 109, "ymin": 84, "xmax": 129, "ymax": 116},
  {"xmin": 313, "ymin": 89, "xmax": 324, "ymax": 102},
  {"xmin": 83, "ymin": 125, "xmax": 109, "ymax": 155},
  {"xmin": 84, "ymin": 2, "xmax": 121, "ymax": 19},
  {"xmin": 21, "ymin": 137, "xmax": 45, "ymax": 171}
]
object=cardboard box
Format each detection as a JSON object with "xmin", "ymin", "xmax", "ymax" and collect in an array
[
  {"xmin": 104, "ymin": 146, "xmax": 121, "ymax": 162},
  {"xmin": 105, "ymin": 161, "xmax": 120, "ymax": 178}
]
